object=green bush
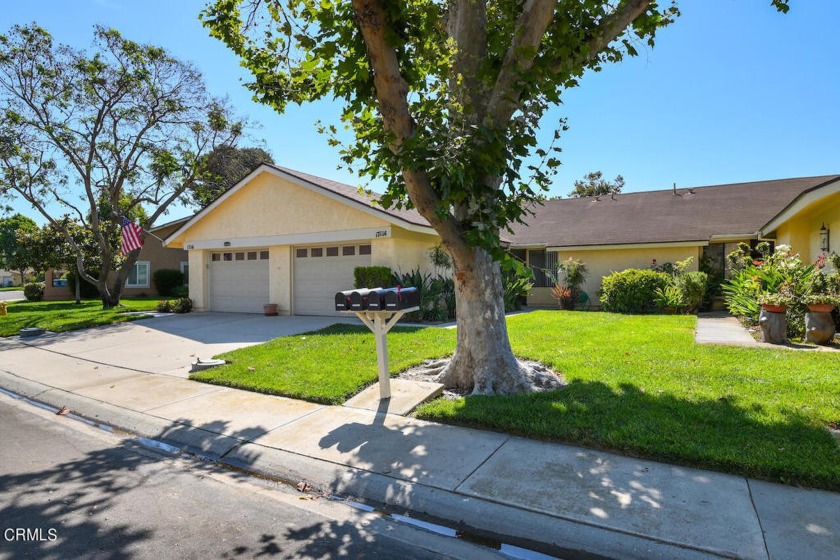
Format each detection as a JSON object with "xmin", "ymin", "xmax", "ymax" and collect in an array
[
  {"xmin": 600, "ymin": 269, "xmax": 670, "ymax": 313},
  {"xmin": 152, "ymin": 268, "xmax": 184, "ymax": 297},
  {"xmin": 675, "ymin": 271, "xmax": 708, "ymax": 313},
  {"xmin": 171, "ymin": 285, "xmax": 189, "ymax": 298},
  {"xmin": 503, "ymin": 261, "xmax": 534, "ymax": 312},
  {"xmin": 23, "ymin": 282, "xmax": 45, "ymax": 302},
  {"xmin": 67, "ymin": 270, "xmax": 100, "ymax": 298},
  {"xmin": 156, "ymin": 300, "xmax": 173, "ymax": 312},
  {"xmin": 156, "ymin": 297, "xmax": 192, "ymax": 314},
  {"xmin": 354, "ymin": 266, "xmax": 394, "ymax": 289}
]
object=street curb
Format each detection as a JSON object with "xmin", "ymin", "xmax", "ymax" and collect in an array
[{"xmin": 0, "ymin": 370, "xmax": 741, "ymax": 560}]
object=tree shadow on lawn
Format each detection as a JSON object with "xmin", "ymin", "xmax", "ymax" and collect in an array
[{"xmin": 418, "ymin": 379, "xmax": 840, "ymax": 491}]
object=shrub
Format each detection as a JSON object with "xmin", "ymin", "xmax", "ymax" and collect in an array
[
  {"xmin": 354, "ymin": 266, "xmax": 394, "ymax": 289},
  {"xmin": 172, "ymin": 297, "xmax": 193, "ymax": 313},
  {"xmin": 152, "ymin": 269, "xmax": 184, "ymax": 297},
  {"xmin": 551, "ymin": 284, "xmax": 575, "ymax": 310},
  {"xmin": 600, "ymin": 269, "xmax": 670, "ymax": 313},
  {"xmin": 66, "ymin": 270, "xmax": 100, "ymax": 298},
  {"xmin": 675, "ymin": 271, "xmax": 708, "ymax": 313},
  {"xmin": 156, "ymin": 300, "xmax": 173, "ymax": 312},
  {"xmin": 23, "ymin": 282, "xmax": 45, "ymax": 302},
  {"xmin": 503, "ymin": 261, "xmax": 534, "ymax": 312},
  {"xmin": 654, "ymin": 284, "xmax": 687, "ymax": 312},
  {"xmin": 171, "ymin": 285, "xmax": 189, "ymax": 298},
  {"xmin": 554, "ymin": 258, "xmax": 589, "ymax": 310}
]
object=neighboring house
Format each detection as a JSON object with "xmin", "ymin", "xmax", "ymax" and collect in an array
[
  {"xmin": 43, "ymin": 218, "xmax": 190, "ymax": 300},
  {"xmin": 0, "ymin": 269, "xmax": 15, "ymax": 287},
  {"xmin": 508, "ymin": 175, "xmax": 840, "ymax": 306},
  {"xmin": 166, "ymin": 164, "xmax": 840, "ymax": 314},
  {"xmin": 165, "ymin": 164, "xmax": 439, "ymax": 315}
]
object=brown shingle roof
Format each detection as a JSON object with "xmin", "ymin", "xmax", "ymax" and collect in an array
[
  {"xmin": 272, "ymin": 165, "xmax": 431, "ymax": 228},
  {"xmin": 507, "ymin": 175, "xmax": 840, "ymax": 247}
]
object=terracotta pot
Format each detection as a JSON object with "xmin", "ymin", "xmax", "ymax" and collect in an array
[
  {"xmin": 263, "ymin": 303, "xmax": 279, "ymax": 316},
  {"xmin": 760, "ymin": 304, "xmax": 787, "ymax": 313},
  {"xmin": 807, "ymin": 303, "xmax": 835, "ymax": 313}
]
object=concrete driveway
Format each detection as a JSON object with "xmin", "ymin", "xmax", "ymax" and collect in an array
[
  {"xmin": 3, "ymin": 313, "xmax": 361, "ymax": 378},
  {"xmin": 0, "ymin": 290, "xmax": 24, "ymax": 302}
]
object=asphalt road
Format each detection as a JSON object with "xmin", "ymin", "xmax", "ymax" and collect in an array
[{"xmin": 0, "ymin": 393, "xmax": 500, "ymax": 559}]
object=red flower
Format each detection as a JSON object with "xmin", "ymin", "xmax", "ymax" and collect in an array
[{"xmin": 753, "ymin": 260, "xmax": 763, "ymax": 266}]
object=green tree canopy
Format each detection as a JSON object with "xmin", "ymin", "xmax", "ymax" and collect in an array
[
  {"xmin": 189, "ymin": 146, "xmax": 274, "ymax": 207},
  {"xmin": 568, "ymin": 171, "xmax": 625, "ymax": 198},
  {"xmin": 0, "ymin": 24, "xmax": 242, "ymax": 307},
  {"xmin": 0, "ymin": 212, "xmax": 36, "ymax": 280}
]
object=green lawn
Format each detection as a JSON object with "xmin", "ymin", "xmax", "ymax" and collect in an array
[
  {"xmin": 0, "ymin": 286, "xmax": 23, "ymax": 291},
  {"xmin": 0, "ymin": 298, "xmax": 161, "ymax": 337},
  {"xmin": 192, "ymin": 311, "xmax": 840, "ymax": 490}
]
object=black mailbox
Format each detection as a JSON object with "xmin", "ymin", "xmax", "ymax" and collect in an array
[
  {"xmin": 334, "ymin": 290, "xmax": 355, "ymax": 311},
  {"xmin": 384, "ymin": 286, "xmax": 420, "ymax": 310},
  {"xmin": 349, "ymin": 287, "xmax": 382, "ymax": 311},
  {"xmin": 367, "ymin": 288, "xmax": 399, "ymax": 311}
]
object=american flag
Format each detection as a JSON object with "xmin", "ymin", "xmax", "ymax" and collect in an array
[{"xmin": 120, "ymin": 217, "xmax": 144, "ymax": 255}]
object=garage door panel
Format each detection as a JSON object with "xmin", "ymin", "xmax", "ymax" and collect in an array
[
  {"xmin": 294, "ymin": 248, "xmax": 371, "ymax": 316},
  {"xmin": 208, "ymin": 255, "xmax": 269, "ymax": 314}
]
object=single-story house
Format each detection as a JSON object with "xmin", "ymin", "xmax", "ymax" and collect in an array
[
  {"xmin": 44, "ymin": 218, "xmax": 190, "ymax": 300},
  {"xmin": 164, "ymin": 164, "xmax": 839, "ymax": 314},
  {"xmin": 0, "ymin": 269, "xmax": 18, "ymax": 287},
  {"xmin": 509, "ymin": 175, "xmax": 840, "ymax": 305}
]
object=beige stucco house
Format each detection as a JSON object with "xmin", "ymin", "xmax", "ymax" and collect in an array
[
  {"xmin": 165, "ymin": 165, "xmax": 439, "ymax": 315},
  {"xmin": 165, "ymin": 165, "xmax": 840, "ymax": 314}
]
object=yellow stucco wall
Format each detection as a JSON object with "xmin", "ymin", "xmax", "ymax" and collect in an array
[
  {"xmin": 773, "ymin": 194, "xmax": 840, "ymax": 264},
  {"xmin": 270, "ymin": 245, "xmax": 292, "ymax": 315},
  {"xmin": 170, "ymin": 171, "xmax": 390, "ymax": 246},
  {"xmin": 528, "ymin": 245, "xmax": 702, "ymax": 307},
  {"xmin": 188, "ymin": 250, "xmax": 209, "ymax": 311},
  {"xmin": 372, "ymin": 229, "xmax": 440, "ymax": 277}
]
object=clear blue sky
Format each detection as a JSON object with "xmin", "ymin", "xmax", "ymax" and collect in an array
[{"xmin": 2, "ymin": 0, "xmax": 839, "ymax": 223}]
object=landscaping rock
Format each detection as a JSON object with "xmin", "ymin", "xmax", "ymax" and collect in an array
[
  {"xmin": 758, "ymin": 310, "xmax": 786, "ymax": 344},
  {"xmin": 805, "ymin": 312, "xmax": 835, "ymax": 345}
]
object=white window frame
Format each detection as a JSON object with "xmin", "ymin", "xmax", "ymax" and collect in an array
[{"xmin": 126, "ymin": 261, "xmax": 150, "ymax": 288}]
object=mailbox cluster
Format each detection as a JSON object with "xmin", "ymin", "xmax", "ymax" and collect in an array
[{"xmin": 335, "ymin": 286, "xmax": 420, "ymax": 312}]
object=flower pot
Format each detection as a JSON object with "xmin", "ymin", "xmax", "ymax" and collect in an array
[
  {"xmin": 807, "ymin": 303, "xmax": 835, "ymax": 313},
  {"xmin": 760, "ymin": 304, "xmax": 787, "ymax": 313},
  {"xmin": 263, "ymin": 303, "xmax": 279, "ymax": 316}
]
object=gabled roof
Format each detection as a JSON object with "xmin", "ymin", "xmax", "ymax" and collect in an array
[
  {"xmin": 507, "ymin": 175, "xmax": 840, "ymax": 248},
  {"xmin": 165, "ymin": 164, "xmax": 434, "ymax": 245}
]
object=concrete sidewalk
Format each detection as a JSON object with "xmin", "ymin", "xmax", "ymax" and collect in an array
[{"xmin": 1, "ymin": 330, "xmax": 838, "ymax": 559}]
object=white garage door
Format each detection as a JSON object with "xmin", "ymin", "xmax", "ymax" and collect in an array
[
  {"xmin": 208, "ymin": 249, "xmax": 270, "ymax": 313},
  {"xmin": 294, "ymin": 244, "xmax": 372, "ymax": 315}
]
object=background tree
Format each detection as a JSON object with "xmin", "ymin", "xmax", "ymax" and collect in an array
[
  {"xmin": 0, "ymin": 213, "xmax": 36, "ymax": 284},
  {"xmin": 0, "ymin": 24, "xmax": 242, "ymax": 307},
  {"xmin": 203, "ymin": 0, "xmax": 790, "ymax": 394},
  {"xmin": 189, "ymin": 145, "xmax": 274, "ymax": 207},
  {"xmin": 568, "ymin": 171, "xmax": 625, "ymax": 198}
]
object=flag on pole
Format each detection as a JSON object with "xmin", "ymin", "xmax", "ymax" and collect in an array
[{"xmin": 120, "ymin": 217, "xmax": 144, "ymax": 255}]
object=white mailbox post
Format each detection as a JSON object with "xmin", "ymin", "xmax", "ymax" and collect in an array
[{"xmin": 343, "ymin": 307, "xmax": 419, "ymax": 399}]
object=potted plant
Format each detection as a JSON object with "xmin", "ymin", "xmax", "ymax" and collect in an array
[
  {"xmin": 801, "ymin": 294, "xmax": 840, "ymax": 313},
  {"xmin": 757, "ymin": 293, "xmax": 792, "ymax": 314},
  {"xmin": 263, "ymin": 303, "xmax": 279, "ymax": 316}
]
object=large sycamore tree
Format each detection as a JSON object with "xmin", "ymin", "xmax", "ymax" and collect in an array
[
  {"xmin": 203, "ymin": 0, "xmax": 790, "ymax": 394},
  {"xmin": 0, "ymin": 25, "xmax": 242, "ymax": 307}
]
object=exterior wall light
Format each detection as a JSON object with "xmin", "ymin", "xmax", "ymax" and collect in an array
[{"xmin": 819, "ymin": 223, "xmax": 830, "ymax": 253}]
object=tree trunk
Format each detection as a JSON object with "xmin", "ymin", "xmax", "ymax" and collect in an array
[{"xmin": 436, "ymin": 248, "xmax": 562, "ymax": 394}]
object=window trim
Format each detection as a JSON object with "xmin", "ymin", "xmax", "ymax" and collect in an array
[{"xmin": 126, "ymin": 261, "xmax": 150, "ymax": 288}]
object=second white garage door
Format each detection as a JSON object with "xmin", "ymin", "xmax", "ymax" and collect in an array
[
  {"xmin": 294, "ymin": 244, "xmax": 372, "ymax": 315},
  {"xmin": 208, "ymin": 249, "xmax": 270, "ymax": 313}
]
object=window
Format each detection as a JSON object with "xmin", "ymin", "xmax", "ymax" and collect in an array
[
  {"xmin": 342, "ymin": 246, "xmax": 356, "ymax": 256},
  {"xmin": 235, "ymin": 252, "xmax": 245, "ymax": 261},
  {"xmin": 211, "ymin": 253, "xmax": 221, "ymax": 262},
  {"xmin": 528, "ymin": 250, "xmax": 552, "ymax": 288},
  {"xmin": 296, "ymin": 248, "xmax": 308, "ymax": 258},
  {"xmin": 126, "ymin": 261, "xmax": 150, "ymax": 288},
  {"xmin": 247, "ymin": 251, "xmax": 257, "ymax": 260},
  {"xmin": 223, "ymin": 252, "xmax": 233, "ymax": 261},
  {"xmin": 359, "ymin": 244, "xmax": 371, "ymax": 255},
  {"xmin": 180, "ymin": 262, "xmax": 189, "ymax": 285},
  {"xmin": 259, "ymin": 250, "xmax": 269, "ymax": 260},
  {"xmin": 311, "ymin": 247, "xmax": 323, "ymax": 257},
  {"xmin": 326, "ymin": 247, "xmax": 339, "ymax": 257}
]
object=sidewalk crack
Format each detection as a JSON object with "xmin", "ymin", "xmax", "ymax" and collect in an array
[
  {"xmin": 746, "ymin": 478, "xmax": 772, "ymax": 560},
  {"xmin": 452, "ymin": 435, "xmax": 510, "ymax": 493}
]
